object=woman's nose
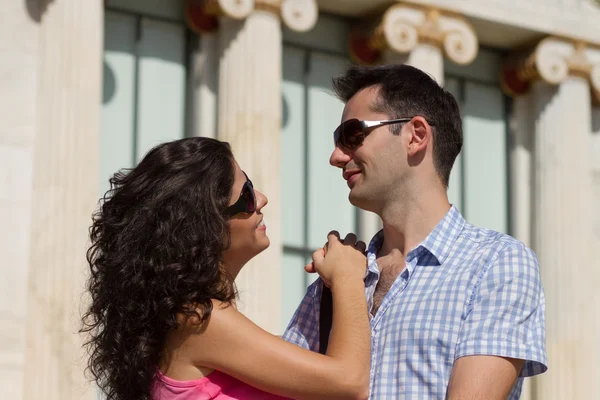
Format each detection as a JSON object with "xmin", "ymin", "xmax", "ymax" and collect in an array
[{"xmin": 255, "ymin": 190, "xmax": 268, "ymax": 211}]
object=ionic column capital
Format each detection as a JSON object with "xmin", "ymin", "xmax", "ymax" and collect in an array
[
  {"xmin": 350, "ymin": 3, "xmax": 478, "ymax": 66},
  {"xmin": 502, "ymin": 37, "xmax": 600, "ymax": 102},
  {"xmin": 185, "ymin": 0, "xmax": 318, "ymax": 33}
]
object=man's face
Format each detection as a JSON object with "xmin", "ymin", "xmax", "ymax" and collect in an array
[{"xmin": 329, "ymin": 87, "xmax": 409, "ymax": 213}]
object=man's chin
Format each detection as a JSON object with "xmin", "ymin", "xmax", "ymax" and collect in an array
[
  {"xmin": 348, "ymin": 190, "xmax": 367, "ymax": 209},
  {"xmin": 349, "ymin": 189, "xmax": 380, "ymax": 214}
]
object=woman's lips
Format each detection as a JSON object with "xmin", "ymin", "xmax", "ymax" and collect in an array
[{"xmin": 257, "ymin": 218, "xmax": 266, "ymax": 230}]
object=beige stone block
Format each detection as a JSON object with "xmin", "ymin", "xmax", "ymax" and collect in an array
[
  {"xmin": 0, "ymin": 368, "xmax": 24, "ymax": 400},
  {"xmin": 0, "ymin": 2, "xmax": 38, "ymax": 148},
  {"xmin": 0, "ymin": 200, "xmax": 31, "ymax": 317},
  {"xmin": 0, "ymin": 146, "xmax": 34, "ymax": 203}
]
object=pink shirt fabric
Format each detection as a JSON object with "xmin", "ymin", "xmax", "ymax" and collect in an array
[{"xmin": 152, "ymin": 370, "xmax": 288, "ymax": 400}]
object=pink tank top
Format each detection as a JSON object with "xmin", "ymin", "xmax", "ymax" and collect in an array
[{"xmin": 151, "ymin": 370, "xmax": 288, "ymax": 400}]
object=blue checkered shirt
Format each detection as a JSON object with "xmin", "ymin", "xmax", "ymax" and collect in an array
[{"xmin": 283, "ymin": 206, "xmax": 547, "ymax": 399}]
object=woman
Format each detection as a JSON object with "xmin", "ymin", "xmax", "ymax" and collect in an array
[{"xmin": 81, "ymin": 137, "xmax": 370, "ymax": 400}]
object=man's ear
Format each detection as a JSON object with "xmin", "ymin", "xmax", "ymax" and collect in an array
[{"xmin": 407, "ymin": 116, "xmax": 432, "ymax": 157}]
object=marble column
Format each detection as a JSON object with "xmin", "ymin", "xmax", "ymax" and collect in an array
[
  {"xmin": 185, "ymin": 1, "xmax": 220, "ymax": 139},
  {"xmin": 21, "ymin": 1, "xmax": 103, "ymax": 399},
  {"xmin": 198, "ymin": 0, "xmax": 317, "ymax": 333},
  {"xmin": 592, "ymin": 107, "xmax": 600, "ymax": 392},
  {"xmin": 507, "ymin": 92, "xmax": 536, "ymax": 400},
  {"xmin": 593, "ymin": 106, "xmax": 600, "ymax": 250},
  {"xmin": 504, "ymin": 37, "xmax": 600, "ymax": 400},
  {"xmin": 0, "ymin": 2, "xmax": 40, "ymax": 399},
  {"xmin": 188, "ymin": 33, "xmax": 219, "ymax": 139},
  {"xmin": 533, "ymin": 77, "xmax": 596, "ymax": 400},
  {"xmin": 349, "ymin": 4, "xmax": 478, "ymax": 241}
]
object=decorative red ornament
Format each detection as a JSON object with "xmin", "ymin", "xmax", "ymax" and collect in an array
[
  {"xmin": 349, "ymin": 29, "xmax": 380, "ymax": 65},
  {"xmin": 501, "ymin": 66, "xmax": 530, "ymax": 97},
  {"xmin": 185, "ymin": 0, "xmax": 219, "ymax": 34}
]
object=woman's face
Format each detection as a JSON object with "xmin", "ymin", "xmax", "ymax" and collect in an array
[{"xmin": 221, "ymin": 161, "xmax": 270, "ymax": 275}]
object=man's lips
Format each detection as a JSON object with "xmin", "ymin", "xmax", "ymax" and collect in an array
[
  {"xmin": 343, "ymin": 170, "xmax": 361, "ymax": 181},
  {"xmin": 344, "ymin": 170, "xmax": 361, "ymax": 188}
]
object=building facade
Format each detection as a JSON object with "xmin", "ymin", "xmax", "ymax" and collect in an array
[{"xmin": 1, "ymin": 0, "xmax": 599, "ymax": 398}]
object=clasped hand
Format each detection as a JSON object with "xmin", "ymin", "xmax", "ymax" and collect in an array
[{"xmin": 304, "ymin": 231, "xmax": 367, "ymax": 288}]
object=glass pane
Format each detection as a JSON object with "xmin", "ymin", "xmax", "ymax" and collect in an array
[
  {"xmin": 281, "ymin": 46, "xmax": 306, "ymax": 248},
  {"xmin": 136, "ymin": 17, "xmax": 186, "ymax": 161},
  {"xmin": 307, "ymin": 53, "xmax": 357, "ymax": 249},
  {"xmin": 282, "ymin": 14, "xmax": 351, "ymax": 55},
  {"xmin": 444, "ymin": 77, "xmax": 463, "ymax": 212},
  {"xmin": 281, "ymin": 46, "xmax": 308, "ymax": 328},
  {"xmin": 100, "ymin": 11, "xmax": 137, "ymax": 195},
  {"xmin": 444, "ymin": 48, "xmax": 502, "ymax": 84},
  {"xmin": 463, "ymin": 82, "xmax": 508, "ymax": 233}
]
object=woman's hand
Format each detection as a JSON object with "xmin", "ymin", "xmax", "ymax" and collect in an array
[
  {"xmin": 309, "ymin": 231, "xmax": 367, "ymax": 288},
  {"xmin": 188, "ymin": 231, "xmax": 372, "ymax": 400}
]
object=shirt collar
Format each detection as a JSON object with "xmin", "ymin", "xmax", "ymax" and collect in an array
[
  {"xmin": 417, "ymin": 205, "xmax": 465, "ymax": 265},
  {"xmin": 365, "ymin": 205, "xmax": 465, "ymax": 272},
  {"xmin": 366, "ymin": 230, "xmax": 384, "ymax": 275}
]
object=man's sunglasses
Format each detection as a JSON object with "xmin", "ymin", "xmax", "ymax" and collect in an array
[
  {"xmin": 225, "ymin": 172, "xmax": 257, "ymax": 218},
  {"xmin": 333, "ymin": 117, "xmax": 434, "ymax": 150}
]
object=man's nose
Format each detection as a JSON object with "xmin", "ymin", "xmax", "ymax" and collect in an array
[{"xmin": 329, "ymin": 146, "xmax": 352, "ymax": 168}]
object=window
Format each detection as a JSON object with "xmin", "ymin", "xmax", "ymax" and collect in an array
[{"xmin": 101, "ymin": 4, "xmax": 188, "ymax": 194}]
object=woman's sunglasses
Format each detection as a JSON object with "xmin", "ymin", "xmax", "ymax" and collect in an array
[
  {"xmin": 333, "ymin": 117, "xmax": 434, "ymax": 150},
  {"xmin": 225, "ymin": 172, "xmax": 257, "ymax": 218}
]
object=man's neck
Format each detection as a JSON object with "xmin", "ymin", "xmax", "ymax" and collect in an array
[{"xmin": 378, "ymin": 188, "xmax": 451, "ymax": 258}]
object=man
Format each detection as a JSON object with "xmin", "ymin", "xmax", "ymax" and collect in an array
[{"xmin": 283, "ymin": 64, "xmax": 547, "ymax": 399}]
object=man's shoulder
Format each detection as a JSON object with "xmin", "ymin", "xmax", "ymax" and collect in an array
[
  {"xmin": 460, "ymin": 222, "xmax": 532, "ymax": 254},
  {"xmin": 455, "ymin": 223, "xmax": 538, "ymax": 273}
]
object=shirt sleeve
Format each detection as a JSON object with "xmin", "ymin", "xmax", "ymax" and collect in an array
[
  {"xmin": 455, "ymin": 243, "xmax": 547, "ymax": 377},
  {"xmin": 281, "ymin": 279, "xmax": 322, "ymax": 352}
]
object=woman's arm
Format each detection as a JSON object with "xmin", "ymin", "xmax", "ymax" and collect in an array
[{"xmin": 190, "ymin": 233, "xmax": 371, "ymax": 400}]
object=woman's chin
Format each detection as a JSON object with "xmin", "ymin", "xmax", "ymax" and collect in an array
[
  {"xmin": 250, "ymin": 237, "xmax": 270, "ymax": 257},
  {"xmin": 243, "ymin": 237, "xmax": 271, "ymax": 261},
  {"xmin": 258, "ymin": 236, "xmax": 270, "ymax": 252}
]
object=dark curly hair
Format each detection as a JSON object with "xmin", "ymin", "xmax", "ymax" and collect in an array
[{"xmin": 81, "ymin": 137, "xmax": 237, "ymax": 400}]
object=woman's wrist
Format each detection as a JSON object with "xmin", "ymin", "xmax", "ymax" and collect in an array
[{"xmin": 329, "ymin": 273, "xmax": 365, "ymax": 292}]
